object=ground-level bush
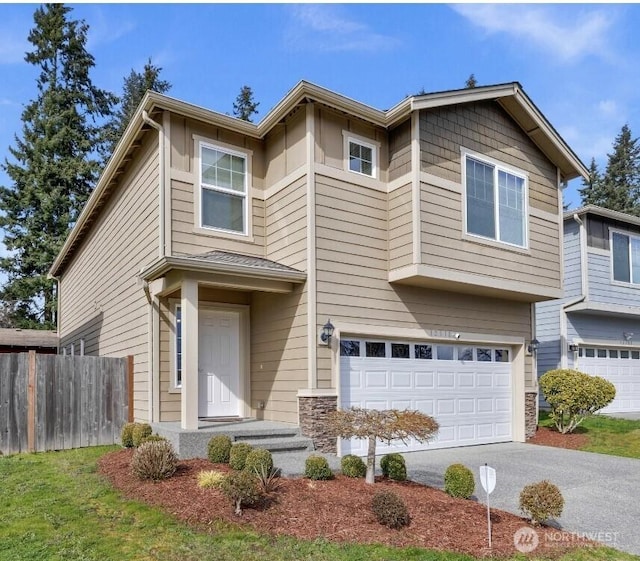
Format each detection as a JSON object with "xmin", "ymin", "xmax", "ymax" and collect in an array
[
  {"xmin": 229, "ymin": 442, "xmax": 254, "ymax": 470},
  {"xmin": 131, "ymin": 423, "xmax": 153, "ymax": 447},
  {"xmin": 131, "ymin": 440, "xmax": 178, "ymax": 481},
  {"xmin": 304, "ymin": 455, "xmax": 333, "ymax": 480},
  {"xmin": 371, "ymin": 491, "xmax": 410, "ymax": 529},
  {"xmin": 539, "ymin": 369, "xmax": 615, "ymax": 434},
  {"xmin": 243, "ymin": 448, "xmax": 273, "ymax": 475},
  {"xmin": 220, "ymin": 470, "xmax": 262, "ymax": 515},
  {"xmin": 380, "ymin": 453, "xmax": 406, "ymax": 481},
  {"xmin": 120, "ymin": 422, "xmax": 137, "ymax": 448},
  {"xmin": 207, "ymin": 435, "xmax": 233, "ymax": 464},
  {"xmin": 519, "ymin": 480, "xmax": 564, "ymax": 525},
  {"xmin": 197, "ymin": 470, "xmax": 226, "ymax": 489},
  {"xmin": 444, "ymin": 464, "xmax": 475, "ymax": 499},
  {"xmin": 341, "ymin": 454, "xmax": 366, "ymax": 478}
]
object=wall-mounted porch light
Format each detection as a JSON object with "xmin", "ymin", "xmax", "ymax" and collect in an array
[
  {"xmin": 320, "ymin": 319, "xmax": 335, "ymax": 348},
  {"xmin": 568, "ymin": 343, "xmax": 579, "ymax": 352},
  {"xmin": 527, "ymin": 338, "xmax": 540, "ymax": 354},
  {"xmin": 624, "ymin": 332, "xmax": 634, "ymax": 342}
]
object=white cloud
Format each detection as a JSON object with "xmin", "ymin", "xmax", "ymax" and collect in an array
[
  {"xmin": 85, "ymin": 7, "xmax": 136, "ymax": 49},
  {"xmin": 451, "ymin": 4, "xmax": 614, "ymax": 63},
  {"xmin": 286, "ymin": 5, "xmax": 401, "ymax": 53},
  {"xmin": 597, "ymin": 99, "xmax": 618, "ymax": 117}
]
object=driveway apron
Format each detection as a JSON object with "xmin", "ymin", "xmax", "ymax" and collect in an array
[{"xmin": 402, "ymin": 442, "xmax": 640, "ymax": 556}]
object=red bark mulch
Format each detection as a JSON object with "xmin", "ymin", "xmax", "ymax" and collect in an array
[
  {"xmin": 98, "ymin": 449, "xmax": 592, "ymax": 559},
  {"xmin": 528, "ymin": 426, "xmax": 589, "ymax": 450}
]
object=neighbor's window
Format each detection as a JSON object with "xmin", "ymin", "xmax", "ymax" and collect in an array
[
  {"xmin": 465, "ymin": 153, "xmax": 527, "ymax": 247},
  {"xmin": 174, "ymin": 304, "xmax": 182, "ymax": 388},
  {"xmin": 347, "ymin": 137, "xmax": 376, "ymax": 178},
  {"xmin": 612, "ymin": 231, "xmax": 640, "ymax": 284},
  {"xmin": 200, "ymin": 142, "xmax": 247, "ymax": 234}
]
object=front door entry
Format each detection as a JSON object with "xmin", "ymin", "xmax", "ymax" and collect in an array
[{"xmin": 198, "ymin": 309, "xmax": 241, "ymax": 417}]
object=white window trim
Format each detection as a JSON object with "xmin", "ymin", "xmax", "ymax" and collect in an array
[
  {"xmin": 169, "ymin": 299, "xmax": 182, "ymax": 392},
  {"xmin": 193, "ymin": 135, "xmax": 253, "ymax": 238},
  {"xmin": 342, "ymin": 131, "xmax": 379, "ymax": 179},
  {"xmin": 610, "ymin": 228, "xmax": 640, "ymax": 287},
  {"xmin": 461, "ymin": 147, "xmax": 529, "ymax": 250}
]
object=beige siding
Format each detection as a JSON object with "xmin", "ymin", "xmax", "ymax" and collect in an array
[
  {"xmin": 389, "ymin": 119, "xmax": 411, "ymax": 181},
  {"xmin": 389, "ymin": 183, "xmax": 413, "ymax": 269},
  {"xmin": 264, "ymin": 107, "xmax": 307, "ymax": 187},
  {"xmin": 315, "ymin": 176, "xmax": 536, "ymax": 388},
  {"xmin": 420, "ymin": 102, "xmax": 558, "ymax": 214},
  {"xmin": 419, "ymin": 181, "xmax": 561, "ymax": 289},
  {"xmin": 58, "ymin": 132, "xmax": 160, "ymax": 421}
]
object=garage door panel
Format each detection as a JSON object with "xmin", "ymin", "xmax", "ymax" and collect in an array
[{"xmin": 340, "ymin": 341, "xmax": 513, "ymax": 455}]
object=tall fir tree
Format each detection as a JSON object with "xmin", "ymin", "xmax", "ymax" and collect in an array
[
  {"xmin": 465, "ymin": 74, "xmax": 477, "ymax": 88},
  {"xmin": 232, "ymin": 85, "xmax": 259, "ymax": 122},
  {"xmin": 581, "ymin": 125, "xmax": 640, "ymax": 215},
  {"xmin": 0, "ymin": 4, "xmax": 116, "ymax": 329},
  {"xmin": 105, "ymin": 58, "xmax": 172, "ymax": 157}
]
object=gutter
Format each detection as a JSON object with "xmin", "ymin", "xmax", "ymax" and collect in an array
[{"xmin": 141, "ymin": 110, "xmax": 166, "ymax": 259}]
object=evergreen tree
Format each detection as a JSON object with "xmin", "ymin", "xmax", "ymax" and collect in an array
[
  {"xmin": 232, "ymin": 85, "xmax": 259, "ymax": 122},
  {"xmin": 0, "ymin": 4, "xmax": 116, "ymax": 329},
  {"xmin": 578, "ymin": 157, "xmax": 604, "ymax": 207},
  {"xmin": 600, "ymin": 124, "xmax": 640, "ymax": 215},
  {"xmin": 105, "ymin": 58, "xmax": 171, "ymax": 157},
  {"xmin": 465, "ymin": 74, "xmax": 477, "ymax": 88}
]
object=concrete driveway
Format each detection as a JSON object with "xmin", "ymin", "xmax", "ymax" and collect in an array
[{"xmin": 402, "ymin": 442, "xmax": 640, "ymax": 556}]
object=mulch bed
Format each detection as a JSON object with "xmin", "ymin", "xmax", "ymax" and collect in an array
[
  {"xmin": 528, "ymin": 426, "xmax": 589, "ymax": 450},
  {"xmin": 98, "ymin": 449, "xmax": 592, "ymax": 559}
]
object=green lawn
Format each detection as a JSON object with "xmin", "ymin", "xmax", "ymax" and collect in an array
[
  {"xmin": 538, "ymin": 411, "xmax": 640, "ymax": 459},
  {"xmin": 0, "ymin": 447, "xmax": 635, "ymax": 561}
]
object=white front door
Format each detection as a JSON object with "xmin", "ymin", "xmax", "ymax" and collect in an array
[{"xmin": 198, "ymin": 309, "xmax": 241, "ymax": 417}]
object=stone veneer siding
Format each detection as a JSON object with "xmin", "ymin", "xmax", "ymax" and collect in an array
[
  {"xmin": 298, "ymin": 395, "xmax": 338, "ymax": 453},
  {"xmin": 525, "ymin": 391, "xmax": 538, "ymax": 439}
]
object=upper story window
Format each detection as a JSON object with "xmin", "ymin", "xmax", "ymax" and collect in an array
[
  {"xmin": 344, "ymin": 133, "xmax": 378, "ymax": 179},
  {"xmin": 463, "ymin": 151, "xmax": 528, "ymax": 248},
  {"xmin": 612, "ymin": 231, "xmax": 640, "ymax": 284},
  {"xmin": 199, "ymin": 141, "xmax": 248, "ymax": 235}
]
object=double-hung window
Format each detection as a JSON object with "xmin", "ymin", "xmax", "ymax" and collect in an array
[
  {"xmin": 612, "ymin": 231, "xmax": 640, "ymax": 284},
  {"xmin": 464, "ymin": 151, "xmax": 527, "ymax": 248},
  {"xmin": 199, "ymin": 142, "xmax": 248, "ymax": 234}
]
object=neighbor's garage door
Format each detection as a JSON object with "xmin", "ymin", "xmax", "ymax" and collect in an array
[
  {"xmin": 577, "ymin": 347, "xmax": 640, "ymax": 413},
  {"xmin": 339, "ymin": 339, "xmax": 513, "ymax": 455}
]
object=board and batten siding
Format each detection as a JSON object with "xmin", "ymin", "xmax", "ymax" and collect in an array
[
  {"xmin": 58, "ymin": 133, "xmax": 160, "ymax": 421},
  {"xmin": 389, "ymin": 183, "xmax": 413, "ymax": 270},
  {"xmin": 251, "ymin": 175, "xmax": 309, "ymax": 423},
  {"xmin": 314, "ymin": 173, "xmax": 536, "ymax": 387}
]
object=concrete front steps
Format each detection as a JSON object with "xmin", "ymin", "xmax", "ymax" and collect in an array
[{"xmin": 151, "ymin": 419, "xmax": 315, "ymax": 459}]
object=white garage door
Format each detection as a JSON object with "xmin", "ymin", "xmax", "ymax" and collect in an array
[
  {"xmin": 577, "ymin": 347, "xmax": 640, "ymax": 413},
  {"xmin": 339, "ymin": 339, "xmax": 513, "ymax": 456}
]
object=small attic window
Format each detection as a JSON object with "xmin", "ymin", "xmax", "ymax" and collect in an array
[{"xmin": 343, "ymin": 132, "xmax": 378, "ymax": 179}]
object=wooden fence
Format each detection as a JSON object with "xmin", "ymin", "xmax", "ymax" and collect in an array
[{"xmin": 0, "ymin": 352, "xmax": 133, "ymax": 455}]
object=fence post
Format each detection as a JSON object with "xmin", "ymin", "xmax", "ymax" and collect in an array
[
  {"xmin": 127, "ymin": 355, "xmax": 134, "ymax": 422},
  {"xmin": 27, "ymin": 350, "xmax": 36, "ymax": 452}
]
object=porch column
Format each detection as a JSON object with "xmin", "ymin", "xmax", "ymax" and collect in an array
[{"xmin": 181, "ymin": 277, "xmax": 199, "ymax": 429}]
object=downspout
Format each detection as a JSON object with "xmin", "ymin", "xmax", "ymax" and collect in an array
[
  {"xmin": 560, "ymin": 214, "xmax": 588, "ymax": 368},
  {"xmin": 141, "ymin": 110, "xmax": 166, "ymax": 424}
]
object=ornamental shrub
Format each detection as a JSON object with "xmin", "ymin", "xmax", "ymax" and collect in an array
[
  {"xmin": 229, "ymin": 442, "xmax": 253, "ymax": 470},
  {"xmin": 220, "ymin": 470, "xmax": 262, "ymax": 515},
  {"xmin": 371, "ymin": 491, "xmax": 410, "ymax": 529},
  {"xmin": 304, "ymin": 455, "xmax": 333, "ymax": 480},
  {"xmin": 540, "ymin": 369, "xmax": 616, "ymax": 434},
  {"xmin": 444, "ymin": 464, "xmax": 475, "ymax": 499},
  {"xmin": 243, "ymin": 448, "xmax": 273, "ymax": 475},
  {"xmin": 341, "ymin": 454, "xmax": 366, "ymax": 478},
  {"xmin": 197, "ymin": 469, "xmax": 226, "ymax": 489},
  {"xmin": 120, "ymin": 422, "xmax": 137, "ymax": 448},
  {"xmin": 131, "ymin": 423, "xmax": 153, "ymax": 447},
  {"xmin": 131, "ymin": 440, "xmax": 178, "ymax": 481},
  {"xmin": 207, "ymin": 434, "xmax": 233, "ymax": 464},
  {"xmin": 380, "ymin": 453, "xmax": 407, "ymax": 481},
  {"xmin": 519, "ymin": 480, "xmax": 564, "ymax": 525},
  {"xmin": 140, "ymin": 434, "xmax": 167, "ymax": 444}
]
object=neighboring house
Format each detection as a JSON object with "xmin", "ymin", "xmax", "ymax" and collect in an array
[
  {"xmin": 537, "ymin": 205, "xmax": 640, "ymax": 414},
  {"xmin": 0, "ymin": 328, "xmax": 58, "ymax": 354},
  {"xmin": 49, "ymin": 81, "xmax": 586, "ymax": 455}
]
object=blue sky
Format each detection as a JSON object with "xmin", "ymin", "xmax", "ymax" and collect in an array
[{"xmin": 0, "ymin": 3, "xmax": 639, "ymax": 212}]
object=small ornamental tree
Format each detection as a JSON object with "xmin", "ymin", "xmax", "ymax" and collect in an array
[
  {"xmin": 539, "ymin": 369, "xmax": 616, "ymax": 434},
  {"xmin": 328, "ymin": 408, "xmax": 439, "ymax": 484}
]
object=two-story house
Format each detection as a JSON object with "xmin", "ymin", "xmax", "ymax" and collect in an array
[
  {"xmin": 536, "ymin": 205, "xmax": 640, "ymax": 414},
  {"xmin": 49, "ymin": 81, "xmax": 587, "ymax": 455}
]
